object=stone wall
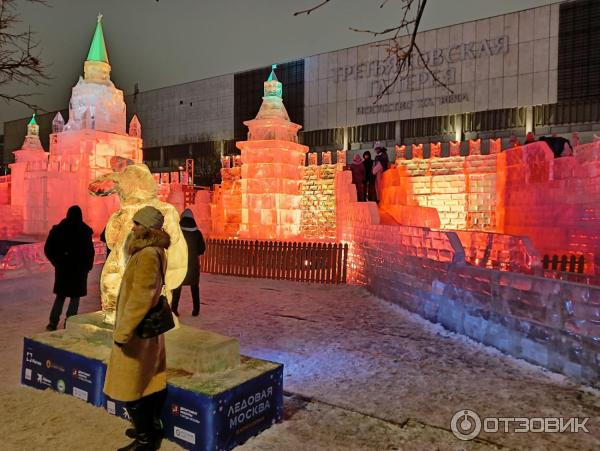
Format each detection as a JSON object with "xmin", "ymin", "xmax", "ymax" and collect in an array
[{"xmin": 336, "ymin": 170, "xmax": 600, "ymax": 387}]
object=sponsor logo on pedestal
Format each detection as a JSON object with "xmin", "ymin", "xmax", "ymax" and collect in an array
[
  {"xmin": 46, "ymin": 360, "xmax": 65, "ymax": 372},
  {"xmin": 25, "ymin": 351, "xmax": 42, "ymax": 366},
  {"xmin": 56, "ymin": 379, "xmax": 66, "ymax": 393},
  {"xmin": 24, "ymin": 368, "xmax": 32, "ymax": 381},
  {"xmin": 107, "ymin": 400, "xmax": 116, "ymax": 415},
  {"xmin": 174, "ymin": 426, "xmax": 196, "ymax": 445},
  {"xmin": 71, "ymin": 368, "xmax": 93, "ymax": 384},
  {"xmin": 36, "ymin": 373, "xmax": 52, "ymax": 387},
  {"xmin": 72, "ymin": 386, "xmax": 88, "ymax": 401}
]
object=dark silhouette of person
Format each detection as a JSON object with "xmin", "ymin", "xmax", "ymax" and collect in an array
[
  {"xmin": 362, "ymin": 151, "xmax": 376, "ymax": 202},
  {"xmin": 44, "ymin": 205, "xmax": 95, "ymax": 331},
  {"xmin": 350, "ymin": 154, "xmax": 366, "ymax": 201},
  {"xmin": 171, "ymin": 209, "xmax": 206, "ymax": 317}
]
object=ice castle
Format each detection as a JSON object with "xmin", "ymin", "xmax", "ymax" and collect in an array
[{"xmin": 0, "ymin": 15, "xmax": 142, "ymax": 238}]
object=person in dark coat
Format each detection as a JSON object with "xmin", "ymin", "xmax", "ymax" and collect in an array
[
  {"xmin": 375, "ymin": 145, "xmax": 389, "ymax": 171},
  {"xmin": 350, "ymin": 154, "xmax": 366, "ymax": 201},
  {"xmin": 44, "ymin": 205, "xmax": 95, "ymax": 331},
  {"xmin": 538, "ymin": 135, "xmax": 573, "ymax": 158},
  {"xmin": 362, "ymin": 151, "xmax": 375, "ymax": 202},
  {"xmin": 171, "ymin": 209, "xmax": 205, "ymax": 317}
]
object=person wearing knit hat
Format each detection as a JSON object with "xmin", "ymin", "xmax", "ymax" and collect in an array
[
  {"xmin": 171, "ymin": 208, "xmax": 206, "ymax": 317},
  {"xmin": 132, "ymin": 206, "xmax": 164, "ymax": 230},
  {"xmin": 104, "ymin": 204, "xmax": 171, "ymax": 450}
]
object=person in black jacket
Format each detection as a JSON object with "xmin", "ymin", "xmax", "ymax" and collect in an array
[
  {"xmin": 44, "ymin": 205, "xmax": 95, "ymax": 331},
  {"xmin": 172, "ymin": 209, "xmax": 205, "ymax": 317},
  {"xmin": 362, "ymin": 151, "xmax": 375, "ymax": 202}
]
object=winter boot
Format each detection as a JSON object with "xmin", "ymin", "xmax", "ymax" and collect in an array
[
  {"xmin": 118, "ymin": 399, "xmax": 154, "ymax": 451},
  {"xmin": 124, "ymin": 391, "xmax": 166, "ymax": 449},
  {"xmin": 150, "ymin": 389, "xmax": 167, "ymax": 449}
]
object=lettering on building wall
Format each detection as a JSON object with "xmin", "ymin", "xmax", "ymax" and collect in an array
[
  {"xmin": 356, "ymin": 93, "xmax": 469, "ymax": 115},
  {"xmin": 332, "ymin": 35, "xmax": 509, "ymax": 84},
  {"xmin": 333, "ymin": 34, "xmax": 509, "ymax": 116}
]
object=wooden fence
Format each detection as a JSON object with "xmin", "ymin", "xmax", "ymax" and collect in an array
[{"xmin": 202, "ymin": 239, "xmax": 348, "ymax": 284}]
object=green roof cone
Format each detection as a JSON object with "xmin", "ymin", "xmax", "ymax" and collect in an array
[
  {"xmin": 86, "ymin": 14, "xmax": 109, "ymax": 63},
  {"xmin": 268, "ymin": 64, "xmax": 278, "ymax": 81},
  {"xmin": 28, "ymin": 114, "xmax": 37, "ymax": 126}
]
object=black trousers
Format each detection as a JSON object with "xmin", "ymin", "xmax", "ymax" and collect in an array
[
  {"xmin": 171, "ymin": 284, "xmax": 200, "ymax": 313},
  {"xmin": 49, "ymin": 295, "xmax": 80, "ymax": 327}
]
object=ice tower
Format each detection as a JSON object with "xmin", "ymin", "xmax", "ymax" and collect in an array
[
  {"xmin": 64, "ymin": 14, "xmax": 125, "ymax": 134},
  {"xmin": 9, "ymin": 115, "xmax": 49, "ymax": 209},
  {"xmin": 9, "ymin": 15, "xmax": 142, "ymax": 236},
  {"xmin": 237, "ymin": 65, "xmax": 308, "ymax": 239}
]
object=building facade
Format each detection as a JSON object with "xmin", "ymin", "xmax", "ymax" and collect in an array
[{"xmin": 3, "ymin": 1, "xmax": 600, "ymax": 184}]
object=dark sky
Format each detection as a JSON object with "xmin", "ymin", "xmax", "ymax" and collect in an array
[{"xmin": 3, "ymin": 0, "xmax": 556, "ymax": 129}]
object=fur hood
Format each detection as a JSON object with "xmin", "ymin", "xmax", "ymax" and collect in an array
[{"xmin": 127, "ymin": 228, "xmax": 171, "ymax": 256}]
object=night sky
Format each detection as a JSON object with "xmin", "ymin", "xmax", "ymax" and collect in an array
[{"xmin": 3, "ymin": 0, "xmax": 555, "ymax": 128}]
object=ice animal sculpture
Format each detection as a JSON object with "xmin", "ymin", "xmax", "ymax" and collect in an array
[{"xmin": 89, "ymin": 160, "xmax": 187, "ymax": 321}]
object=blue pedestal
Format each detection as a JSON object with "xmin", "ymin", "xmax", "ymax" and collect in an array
[
  {"xmin": 21, "ymin": 337, "xmax": 283, "ymax": 451},
  {"xmin": 22, "ymin": 337, "xmax": 106, "ymax": 405}
]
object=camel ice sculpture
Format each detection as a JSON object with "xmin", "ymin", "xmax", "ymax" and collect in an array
[{"xmin": 89, "ymin": 160, "xmax": 187, "ymax": 322}]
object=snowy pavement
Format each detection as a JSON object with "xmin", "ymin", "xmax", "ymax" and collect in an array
[{"xmin": 1, "ymin": 269, "xmax": 599, "ymax": 450}]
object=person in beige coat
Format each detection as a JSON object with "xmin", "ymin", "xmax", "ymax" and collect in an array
[{"xmin": 104, "ymin": 206, "xmax": 170, "ymax": 451}]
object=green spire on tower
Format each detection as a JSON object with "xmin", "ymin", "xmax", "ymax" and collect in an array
[
  {"xmin": 86, "ymin": 13, "xmax": 109, "ymax": 63},
  {"xmin": 28, "ymin": 113, "xmax": 37, "ymax": 126}
]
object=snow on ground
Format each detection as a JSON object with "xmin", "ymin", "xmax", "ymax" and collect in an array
[{"xmin": 0, "ymin": 269, "xmax": 599, "ymax": 450}]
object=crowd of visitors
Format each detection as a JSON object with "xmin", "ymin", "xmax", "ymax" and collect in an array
[
  {"xmin": 350, "ymin": 142, "xmax": 389, "ymax": 203},
  {"xmin": 347, "ymin": 132, "xmax": 582, "ymax": 203}
]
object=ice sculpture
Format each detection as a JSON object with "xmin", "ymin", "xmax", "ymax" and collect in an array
[
  {"xmin": 236, "ymin": 65, "xmax": 308, "ymax": 239},
  {"xmin": 89, "ymin": 162, "xmax": 187, "ymax": 320},
  {"xmin": 6, "ymin": 15, "xmax": 143, "ymax": 237},
  {"xmin": 10, "ymin": 115, "xmax": 49, "ymax": 209},
  {"xmin": 64, "ymin": 14, "xmax": 126, "ymax": 135}
]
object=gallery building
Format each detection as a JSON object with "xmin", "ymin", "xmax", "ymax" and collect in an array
[{"xmin": 3, "ymin": 0, "xmax": 600, "ymax": 185}]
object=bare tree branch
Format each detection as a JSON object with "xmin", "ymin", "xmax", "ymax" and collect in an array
[
  {"xmin": 0, "ymin": 0, "xmax": 50, "ymax": 112},
  {"xmin": 294, "ymin": 0, "xmax": 331, "ymax": 16},
  {"xmin": 295, "ymin": 0, "xmax": 454, "ymax": 102}
]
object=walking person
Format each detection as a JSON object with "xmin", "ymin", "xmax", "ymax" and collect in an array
[
  {"xmin": 104, "ymin": 206, "xmax": 170, "ymax": 451},
  {"xmin": 171, "ymin": 209, "xmax": 206, "ymax": 317},
  {"xmin": 44, "ymin": 205, "xmax": 95, "ymax": 331},
  {"xmin": 350, "ymin": 154, "xmax": 366, "ymax": 201}
]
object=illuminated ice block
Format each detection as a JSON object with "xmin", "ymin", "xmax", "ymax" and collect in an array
[{"xmin": 66, "ymin": 311, "xmax": 241, "ymax": 374}]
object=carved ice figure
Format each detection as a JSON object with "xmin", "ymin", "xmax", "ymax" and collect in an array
[{"xmin": 89, "ymin": 160, "xmax": 187, "ymax": 322}]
